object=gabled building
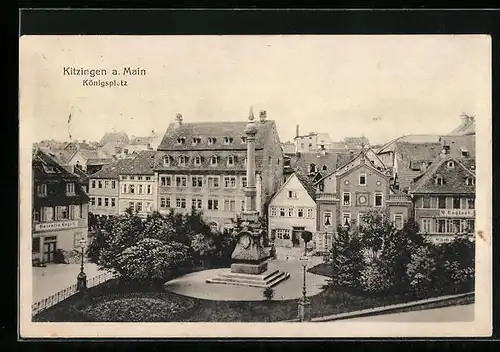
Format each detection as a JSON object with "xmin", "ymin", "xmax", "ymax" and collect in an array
[
  {"xmin": 119, "ymin": 150, "xmax": 164, "ymax": 217},
  {"xmin": 32, "ymin": 149, "xmax": 90, "ymax": 264},
  {"xmin": 154, "ymin": 110, "xmax": 283, "ymax": 232},
  {"xmin": 268, "ymin": 172, "xmax": 317, "ymax": 249},
  {"xmin": 88, "ymin": 159, "xmax": 130, "ymax": 216},
  {"xmin": 312, "ymin": 148, "xmax": 412, "ymax": 252},
  {"xmin": 409, "ymin": 149, "xmax": 476, "ymax": 244}
]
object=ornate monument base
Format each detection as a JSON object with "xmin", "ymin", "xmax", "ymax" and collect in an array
[
  {"xmin": 206, "ymin": 212, "xmax": 290, "ymax": 289},
  {"xmin": 206, "ymin": 268, "xmax": 290, "ymax": 289}
]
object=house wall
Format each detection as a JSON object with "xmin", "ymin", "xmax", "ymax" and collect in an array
[
  {"xmin": 315, "ymin": 199, "xmax": 338, "ymax": 252},
  {"xmin": 413, "ymin": 194, "xmax": 475, "ymax": 244},
  {"xmin": 118, "ymin": 174, "xmax": 157, "ymax": 216},
  {"xmin": 156, "ymin": 171, "xmax": 249, "ymax": 232},
  {"xmin": 67, "ymin": 152, "xmax": 88, "ymax": 171},
  {"xmin": 268, "ymin": 175, "xmax": 316, "ymax": 248},
  {"xmin": 88, "ymin": 178, "xmax": 120, "ymax": 216},
  {"xmin": 337, "ymin": 162, "xmax": 390, "ymax": 227},
  {"xmin": 260, "ymin": 122, "xmax": 285, "ymax": 214},
  {"xmin": 32, "ymin": 204, "xmax": 89, "ymax": 263}
]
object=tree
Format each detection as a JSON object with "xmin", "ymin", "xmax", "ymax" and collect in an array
[
  {"xmin": 141, "ymin": 211, "xmax": 176, "ymax": 243},
  {"xmin": 406, "ymin": 244, "xmax": 437, "ymax": 298},
  {"xmin": 301, "ymin": 231, "xmax": 313, "ymax": 256},
  {"xmin": 325, "ymin": 225, "xmax": 364, "ymax": 291},
  {"xmin": 358, "ymin": 210, "xmax": 393, "ymax": 261}
]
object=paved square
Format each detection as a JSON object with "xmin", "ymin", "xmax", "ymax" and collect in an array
[{"xmin": 32, "ymin": 263, "xmax": 107, "ymax": 303}]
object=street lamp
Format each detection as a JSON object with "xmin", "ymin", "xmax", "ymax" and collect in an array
[
  {"xmin": 76, "ymin": 237, "xmax": 87, "ymax": 292},
  {"xmin": 298, "ymin": 261, "xmax": 311, "ymax": 322}
]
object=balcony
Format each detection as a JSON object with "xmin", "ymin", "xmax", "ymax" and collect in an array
[
  {"xmin": 387, "ymin": 194, "xmax": 412, "ymax": 204},
  {"xmin": 315, "ymin": 192, "xmax": 338, "ymax": 201}
]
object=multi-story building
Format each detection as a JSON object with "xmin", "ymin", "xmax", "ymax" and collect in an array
[
  {"xmin": 155, "ymin": 110, "xmax": 283, "ymax": 232},
  {"xmin": 313, "ymin": 148, "xmax": 412, "ymax": 252},
  {"xmin": 88, "ymin": 160, "xmax": 130, "ymax": 216},
  {"xmin": 118, "ymin": 150, "xmax": 164, "ymax": 217},
  {"xmin": 32, "ymin": 149, "xmax": 90, "ymax": 264},
  {"xmin": 409, "ymin": 149, "xmax": 476, "ymax": 244},
  {"xmin": 268, "ymin": 172, "xmax": 317, "ymax": 249}
]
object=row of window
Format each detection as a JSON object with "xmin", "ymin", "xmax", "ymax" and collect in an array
[
  {"xmin": 127, "ymin": 201, "xmax": 153, "ymax": 213},
  {"xmin": 36, "ymin": 183, "xmax": 76, "ymax": 197},
  {"xmin": 90, "ymin": 180, "xmax": 117, "ymax": 189},
  {"xmin": 159, "ymin": 196, "xmax": 245, "ymax": 212},
  {"xmin": 342, "ymin": 192, "xmax": 384, "ymax": 207},
  {"xmin": 159, "ymin": 175, "xmax": 247, "ymax": 189},
  {"xmin": 321, "ymin": 211, "xmax": 404, "ymax": 230},
  {"xmin": 269, "ymin": 207, "xmax": 315, "ymax": 219},
  {"xmin": 33, "ymin": 204, "xmax": 84, "ymax": 222},
  {"xmin": 176, "ymin": 136, "xmax": 247, "ymax": 146},
  {"xmin": 119, "ymin": 175, "xmax": 152, "ymax": 181},
  {"xmin": 416, "ymin": 196, "xmax": 475, "ymax": 210},
  {"xmin": 421, "ymin": 218, "xmax": 475, "ymax": 234},
  {"xmin": 90, "ymin": 197, "xmax": 116, "ymax": 207},
  {"xmin": 121, "ymin": 183, "xmax": 153, "ymax": 194},
  {"xmin": 163, "ymin": 154, "xmax": 244, "ymax": 168},
  {"xmin": 434, "ymin": 175, "xmax": 475, "ymax": 186}
]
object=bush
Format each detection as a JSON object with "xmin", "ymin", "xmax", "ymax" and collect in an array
[
  {"xmin": 406, "ymin": 245, "xmax": 437, "ymax": 298},
  {"xmin": 263, "ymin": 287, "xmax": 275, "ymax": 301},
  {"xmin": 359, "ymin": 259, "xmax": 392, "ymax": 295}
]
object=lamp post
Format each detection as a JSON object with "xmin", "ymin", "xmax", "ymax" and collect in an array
[
  {"xmin": 76, "ymin": 237, "xmax": 87, "ymax": 292},
  {"xmin": 298, "ymin": 262, "xmax": 311, "ymax": 322}
]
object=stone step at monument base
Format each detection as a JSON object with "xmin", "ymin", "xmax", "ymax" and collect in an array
[{"xmin": 206, "ymin": 269, "xmax": 290, "ymax": 288}]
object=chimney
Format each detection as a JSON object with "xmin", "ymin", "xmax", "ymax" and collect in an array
[
  {"xmin": 441, "ymin": 144, "xmax": 450, "ymax": 156},
  {"xmin": 259, "ymin": 110, "xmax": 267, "ymax": 123},
  {"xmin": 296, "ymin": 125, "xmax": 299, "ymax": 138},
  {"xmin": 175, "ymin": 113, "xmax": 183, "ymax": 127}
]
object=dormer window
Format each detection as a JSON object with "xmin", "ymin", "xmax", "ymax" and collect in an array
[
  {"xmin": 178, "ymin": 155, "xmax": 187, "ymax": 166},
  {"xmin": 466, "ymin": 177, "xmax": 475, "ymax": 186},
  {"xmin": 194, "ymin": 156, "xmax": 202, "ymax": 166},
  {"xmin": 447, "ymin": 160, "xmax": 455, "ymax": 169},
  {"xmin": 163, "ymin": 156, "xmax": 170, "ymax": 166},
  {"xmin": 227, "ymin": 155, "xmax": 235, "ymax": 166},
  {"xmin": 435, "ymin": 176, "xmax": 444, "ymax": 185},
  {"xmin": 224, "ymin": 137, "xmax": 234, "ymax": 145},
  {"xmin": 241, "ymin": 136, "xmax": 247, "ymax": 144},
  {"xmin": 208, "ymin": 137, "xmax": 217, "ymax": 145},
  {"xmin": 309, "ymin": 164, "xmax": 317, "ymax": 174},
  {"xmin": 176, "ymin": 137, "xmax": 186, "ymax": 145},
  {"xmin": 322, "ymin": 165, "xmax": 328, "ymax": 171},
  {"xmin": 192, "ymin": 137, "xmax": 201, "ymax": 145},
  {"xmin": 209, "ymin": 155, "xmax": 218, "ymax": 166}
]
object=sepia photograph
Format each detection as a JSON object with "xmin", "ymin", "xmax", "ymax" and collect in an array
[{"xmin": 19, "ymin": 34, "xmax": 492, "ymax": 338}]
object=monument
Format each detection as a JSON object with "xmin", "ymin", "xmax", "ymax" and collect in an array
[{"xmin": 206, "ymin": 107, "xmax": 290, "ymax": 288}]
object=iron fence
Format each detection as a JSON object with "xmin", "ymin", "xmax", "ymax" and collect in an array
[{"xmin": 32, "ymin": 271, "xmax": 119, "ymax": 316}]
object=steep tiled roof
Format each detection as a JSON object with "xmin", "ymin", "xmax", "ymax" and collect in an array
[
  {"xmin": 33, "ymin": 150, "xmax": 90, "ymax": 205},
  {"xmin": 378, "ymin": 135, "xmax": 442, "ymax": 154},
  {"xmin": 45, "ymin": 149, "xmax": 76, "ymax": 165},
  {"xmin": 157, "ymin": 120, "xmax": 275, "ymax": 151},
  {"xmin": 123, "ymin": 150, "xmax": 165, "ymax": 175},
  {"xmin": 288, "ymin": 151, "xmax": 341, "ymax": 175},
  {"xmin": 439, "ymin": 135, "xmax": 476, "ymax": 159},
  {"xmin": 410, "ymin": 154, "xmax": 475, "ymax": 195},
  {"xmin": 295, "ymin": 171, "xmax": 318, "ymax": 201},
  {"xmin": 281, "ymin": 142, "xmax": 295, "ymax": 154},
  {"xmin": 87, "ymin": 158, "xmax": 113, "ymax": 166},
  {"xmin": 89, "ymin": 159, "xmax": 132, "ymax": 179},
  {"xmin": 129, "ymin": 136, "xmax": 153, "ymax": 146},
  {"xmin": 100, "ymin": 131, "xmax": 130, "ymax": 146}
]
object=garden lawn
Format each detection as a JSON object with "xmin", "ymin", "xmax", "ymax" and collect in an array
[{"xmin": 34, "ymin": 274, "xmax": 431, "ymax": 323}]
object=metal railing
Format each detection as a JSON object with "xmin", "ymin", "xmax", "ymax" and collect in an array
[
  {"xmin": 388, "ymin": 194, "xmax": 412, "ymax": 202},
  {"xmin": 31, "ymin": 271, "xmax": 119, "ymax": 316},
  {"xmin": 315, "ymin": 192, "xmax": 337, "ymax": 201}
]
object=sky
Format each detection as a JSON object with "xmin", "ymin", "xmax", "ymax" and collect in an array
[{"xmin": 20, "ymin": 35, "xmax": 490, "ymax": 146}]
